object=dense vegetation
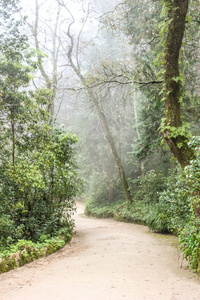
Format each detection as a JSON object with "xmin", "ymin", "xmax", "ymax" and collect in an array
[{"xmin": 0, "ymin": 0, "xmax": 82, "ymax": 272}]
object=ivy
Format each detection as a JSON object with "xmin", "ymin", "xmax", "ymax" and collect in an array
[{"xmin": 159, "ymin": 118, "xmax": 191, "ymax": 140}]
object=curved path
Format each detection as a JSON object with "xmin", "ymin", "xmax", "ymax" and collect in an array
[{"xmin": 0, "ymin": 203, "xmax": 199, "ymax": 300}]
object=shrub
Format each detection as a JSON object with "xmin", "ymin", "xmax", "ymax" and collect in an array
[
  {"xmin": 57, "ymin": 227, "xmax": 72, "ymax": 242},
  {"xmin": 85, "ymin": 198, "xmax": 123, "ymax": 218},
  {"xmin": 179, "ymin": 219, "xmax": 200, "ymax": 273},
  {"xmin": 0, "ymin": 258, "xmax": 17, "ymax": 274},
  {"xmin": 177, "ymin": 136, "xmax": 200, "ymax": 273},
  {"xmin": 0, "ymin": 215, "xmax": 15, "ymax": 247},
  {"xmin": 0, "ymin": 226, "xmax": 72, "ymax": 274},
  {"xmin": 147, "ymin": 167, "xmax": 193, "ymax": 234},
  {"xmin": 130, "ymin": 170, "xmax": 167, "ymax": 204},
  {"xmin": 114, "ymin": 170, "xmax": 167, "ymax": 225},
  {"xmin": 114, "ymin": 202, "xmax": 149, "ymax": 224},
  {"xmin": 0, "ymin": 129, "xmax": 81, "ymax": 244}
]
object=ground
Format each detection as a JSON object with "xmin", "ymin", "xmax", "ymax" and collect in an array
[{"xmin": 0, "ymin": 203, "xmax": 199, "ymax": 300}]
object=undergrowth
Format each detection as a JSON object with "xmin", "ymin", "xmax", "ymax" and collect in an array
[
  {"xmin": 0, "ymin": 226, "xmax": 72, "ymax": 274},
  {"xmin": 85, "ymin": 198, "xmax": 123, "ymax": 218},
  {"xmin": 114, "ymin": 202, "xmax": 149, "ymax": 225}
]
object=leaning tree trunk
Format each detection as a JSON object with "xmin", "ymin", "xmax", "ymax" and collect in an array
[
  {"xmin": 67, "ymin": 57, "xmax": 132, "ymax": 203},
  {"xmin": 63, "ymin": 8, "xmax": 132, "ymax": 203},
  {"xmin": 163, "ymin": 0, "xmax": 194, "ymax": 169},
  {"xmin": 162, "ymin": 0, "xmax": 200, "ymax": 219},
  {"xmin": 93, "ymin": 100, "xmax": 132, "ymax": 204}
]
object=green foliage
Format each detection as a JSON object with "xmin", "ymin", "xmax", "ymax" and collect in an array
[
  {"xmin": 0, "ymin": 116, "xmax": 81, "ymax": 243},
  {"xmin": 0, "ymin": 230, "xmax": 71, "ymax": 274},
  {"xmin": 44, "ymin": 238, "xmax": 65, "ymax": 256},
  {"xmin": 0, "ymin": 0, "xmax": 28, "ymax": 53},
  {"xmin": 185, "ymin": 136, "xmax": 200, "ymax": 195},
  {"xmin": 114, "ymin": 202, "xmax": 148, "ymax": 225},
  {"xmin": 131, "ymin": 91, "xmax": 165, "ymax": 161},
  {"xmin": 0, "ymin": 0, "xmax": 82, "ymax": 251},
  {"xmin": 86, "ymin": 170, "xmax": 111, "ymax": 204},
  {"xmin": 57, "ymin": 227, "xmax": 73, "ymax": 243},
  {"xmin": 179, "ymin": 219, "xmax": 200, "ymax": 273},
  {"xmin": 159, "ymin": 119, "xmax": 192, "ymax": 141},
  {"xmin": 114, "ymin": 170, "xmax": 167, "ymax": 224},
  {"xmin": 175, "ymin": 136, "xmax": 200, "ymax": 273},
  {"xmin": 0, "ymin": 216, "xmax": 16, "ymax": 247},
  {"xmin": 0, "ymin": 128, "xmax": 81, "ymax": 242},
  {"xmin": 88, "ymin": 172, "xmax": 123, "ymax": 206},
  {"xmin": 85, "ymin": 198, "xmax": 123, "ymax": 218},
  {"xmin": 124, "ymin": 0, "xmax": 161, "ymax": 47},
  {"xmin": 0, "ymin": 258, "xmax": 17, "ymax": 274},
  {"xmin": 130, "ymin": 170, "xmax": 167, "ymax": 204},
  {"xmin": 89, "ymin": 170, "xmax": 166, "ymax": 224},
  {"xmin": 147, "ymin": 167, "xmax": 193, "ymax": 234}
]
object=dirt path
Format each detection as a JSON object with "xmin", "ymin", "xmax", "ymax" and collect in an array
[{"xmin": 0, "ymin": 203, "xmax": 199, "ymax": 300}]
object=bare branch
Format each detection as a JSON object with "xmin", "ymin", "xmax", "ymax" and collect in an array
[
  {"xmin": 76, "ymin": 1, "xmax": 91, "ymax": 71},
  {"xmin": 34, "ymin": 0, "xmax": 51, "ymax": 89}
]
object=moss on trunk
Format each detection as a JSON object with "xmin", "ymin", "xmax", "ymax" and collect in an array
[{"xmin": 163, "ymin": 0, "xmax": 194, "ymax": 169}]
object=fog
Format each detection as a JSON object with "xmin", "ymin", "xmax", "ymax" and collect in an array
[{"xmin": 19, "ymin": 0, "xmax": 169, "ymax": 202}]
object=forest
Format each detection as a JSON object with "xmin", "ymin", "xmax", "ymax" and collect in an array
[{"xmin": 1, "ymin": 0, "xmax": 200, "ymax": 275}]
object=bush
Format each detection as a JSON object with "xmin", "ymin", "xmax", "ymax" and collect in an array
[
  {"xmin": 85, "ymin": 198, "xmax": 123, "ymax": 218},
  {"xmin": 130, "ymin": 170, "xmax": 167, "ymax": 204},
  {"xmin": 177, "ymin": 136, "xmax": 200, "ymax": 273},
  {"xmin": 0, "ymin": 226, "xmax": 72, "ymax": 274},
  {"xmin": 0, "ymin": 127, "xmax": 81, "ymax": 244},
  {"xmin": 179, "ymin": 219, "xmax": 200, "ymax": 273},
  {"xmin": 85, "ymin": 171, "xmax": 167, "ymax": 224},
  {"xmin": 146, "ymin": 170, "xmax": 193, "ymax": 234},
  {"xmin": 114, "ymin": 202, "xmax": 149, "ymax": 224},
  {"xmin": 114, "ymin": 170, "xmax": 167, "ymax": 225},
  {"xmin": 0, "ymin": 215, "xmax": 15, "ymax": 247},
  {"xmin": 57, "ymin": 227, "xmax": 72, "ymax": 242}
]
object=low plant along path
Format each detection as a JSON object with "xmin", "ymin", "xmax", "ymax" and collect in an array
[{"xmin": 0, "ymin": 203, "xmax": 199, "ymax": 300}]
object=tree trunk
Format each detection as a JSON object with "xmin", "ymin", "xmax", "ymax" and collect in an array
[
  {"xmin": 69, "ymin": 62, "xmax": 132, "ymax": 203},
  {"xmin": 63, "ymin": 9, "xmax": 132, "ymax": 203},
  {"xmin": 108, "ymin": 155, "xmax": 114, "ymax": 203},
  {"xmin": 11, "ymin": 121, "xmax": 15, "ymax": 167},
  {"xmin": 94, "ymin": 100, "xmax": 132, "ymax": 204},
  {"xmin": 163, "ymin": 0, "xmax": 200, "ymax": 219},
  {"xmin": 133, "ymin": 91, "xmax": 145, "ymax": 176},
  {"xmin": 32, "ymin": 0, "xmax": 60, "ymax": 116},
  {"xmin": 163, "ymin": 0, "xmax": 194, "ymax": 169}
]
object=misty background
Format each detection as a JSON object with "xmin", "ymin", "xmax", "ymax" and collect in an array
[{"xmin": 18, "ymin": 0, "xmax": 200, "ymax": 206}]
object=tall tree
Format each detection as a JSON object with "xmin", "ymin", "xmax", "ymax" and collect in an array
[
  {"xmin": 0, "ymin": 0, "xmax": 31, "ymax": 167},
  {"xmin": 57, "ymin": 0, "xmax": 132, "ymax": 203},
  {"xmin": 26, "ymin": 0, "xmax": 64, "ymax": 115},
  {"xmin": 162, "ymin": 0, "xmax": 194, "ymax": 169},
  {"xmin": 0, "ymin": 0, "xmax": 81, "ymax": 243}
]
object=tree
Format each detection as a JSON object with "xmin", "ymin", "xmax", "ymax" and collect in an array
[
  {"xmin": 0, "ymin": 0, "xmax": 33, "ymax": 168},
  {"xmin": 0, "ymin": 0, "xmax": 81, "ymax": 245},
  {"xmin": 26, "ymin": 0, "xmax": 63, "ymax": 115},
  {"xmin": 45, "ymin": 0, "xmax": 132, "ymax": 203},
  {"xmin": 114, "ymin": 0, "xmax": 197, "ymax": 168},
  {"xmin": 162, "ymin": 0, "xmax": 194, "ymax": 169}
]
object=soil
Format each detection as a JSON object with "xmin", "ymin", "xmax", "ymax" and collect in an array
[{"xmin": 0, "ymin": 202, "xmax": 199, "ymax": 300}]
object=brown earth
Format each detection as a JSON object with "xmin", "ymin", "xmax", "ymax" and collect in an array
[{"xmin": 0, "ymin": 202, "xmax": 199, "ymax": 300}]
